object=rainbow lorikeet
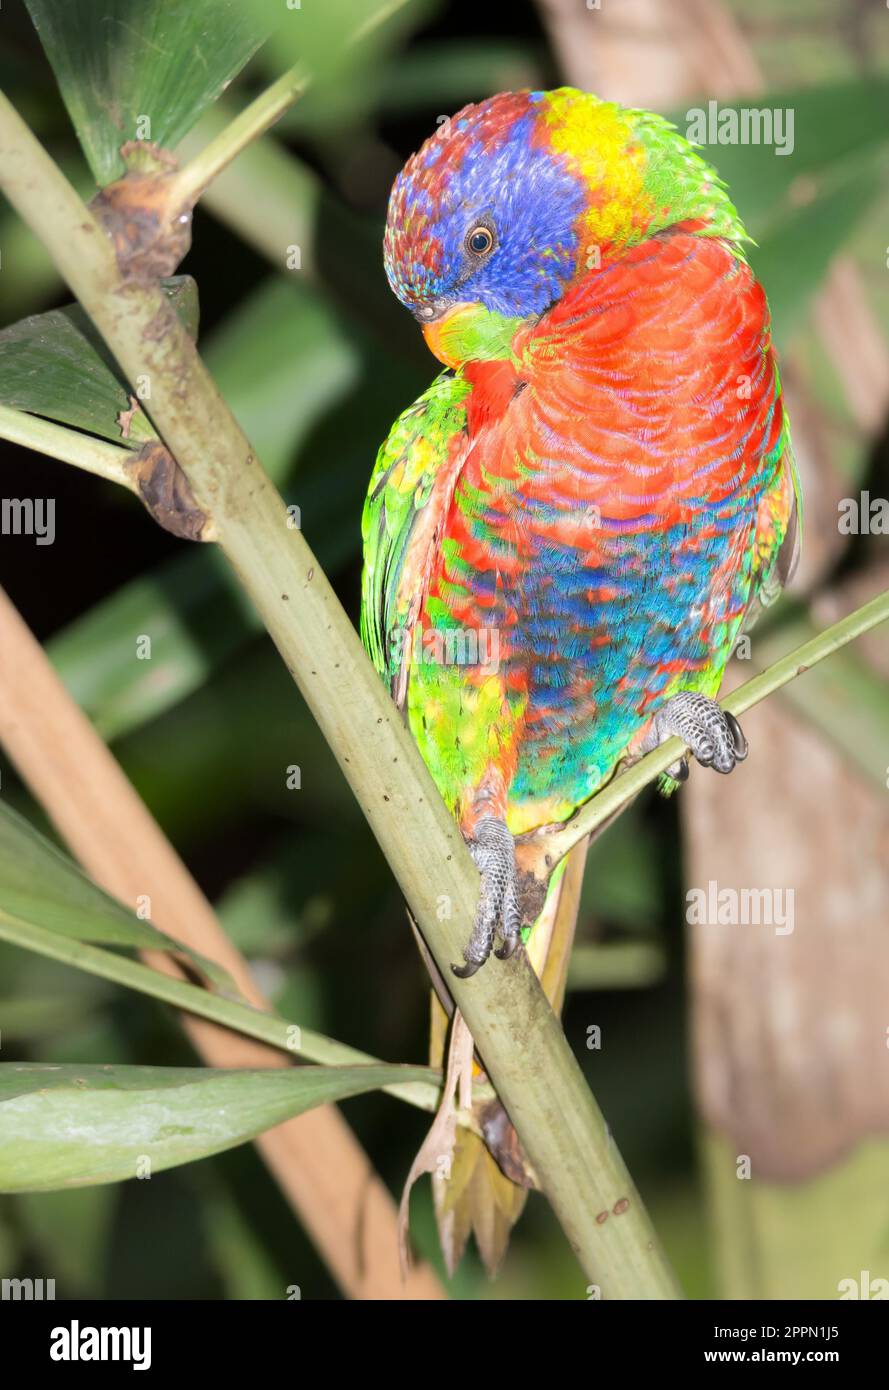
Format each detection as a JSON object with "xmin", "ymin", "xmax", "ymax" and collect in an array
[{"xmin": 361, "ymin": 88, "xmax": 800, "ymax": 1268}]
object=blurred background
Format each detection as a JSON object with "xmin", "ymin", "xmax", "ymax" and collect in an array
[{"xmin": 0, "ymin": 0, "xmax": 888, "ymax": 1299}]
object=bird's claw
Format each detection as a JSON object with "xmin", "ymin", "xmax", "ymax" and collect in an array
[
  {"xmin": 647, "ymin": 691, "xmax": 748, "ymax": 778},
  {"xmin": 451, "ymin": 815, "xmax": 523, "ymax": 978},
  {"xmin": 494, "ymin": 934, "xmax": 521, "ymax": 961}
]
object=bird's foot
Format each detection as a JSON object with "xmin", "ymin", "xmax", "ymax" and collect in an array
[
  {"xmin": 644, "ymin": 691, "xmax": 748, "ymax": 781},
  {"xmin": 452, "ymin": 815, "xmax": 523, "ymax": 979}
]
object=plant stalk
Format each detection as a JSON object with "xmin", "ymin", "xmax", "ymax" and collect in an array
[
  {"xmin": 546, "ymin": 584, "xmax": 889, "ymax": 862},
  {"xmin": 168, "ymin": 0, "xmax": 412, "ymax": 208},
  {"xmin": 0, "ymin": 403, "xmax": 137, "ymax": 491},
  {"xmin": 168, "ymin": 66, "xmax": 307, "ymax": 209},
  {"xmin": 0, "ymin": 910, "xmax": 442, "ymax": 1112}
]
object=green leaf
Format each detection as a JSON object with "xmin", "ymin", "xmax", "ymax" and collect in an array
[
  {"xmin": 0, "ymin": 276, "xmax": 198, "ymax": 446},
  {"xmin": 198, "ymin": 1176, "xmax": 286, "ymax": 1300},
  {"xmin": 668, "ymin": 81, "xmax": 889, "ymax": 346},
  {"xmin": 49, "ymin": 550, "xmax": 258, "ymax": 741},
  {"xmin": 291, "ymin": 32, "xmax": 541, "ymax": 138},
  {"xmin": 283, "ymin": 36, "xmax": 538, "ymax": 134},
  {"xmin": 0, "ymin": 994, "xmax": 102, "ymax": 1040},
  {"xmin": 107, "ymin": 641, "xmax": 358, "ymax": 842},
  {"xmin": 266, "ymin": 0, "xmax": 436, "ymax": 109},
  {"xmin": 46, "ymin": 277, "xmax": 373, "ymax": 740},
  {"xmin": 25, "ymin": 0, "xmax": 271, "ymax": 185},
  {"xmin": 17, "ymin": 1186, "xmax": 115, "ymax": 1295},
  {"xmin": 207, "ymin": 278, "xmax": 361, "ymax": 485},
  {"xmin": 0, "ymin": 800, "xmax": 234, "ymax": 995},
  {"xmin": 158, "ymin": 273, "xmax": 200, "ymax": 337},
  {"xmin": 582, "ymin": 801, "xmax": 663, "ymax": 932},
  {"xmin": 671, "ymin": 77, "xmax": 889, "ymax": 235},
  {"xmin": 0, "ymin": 1062, "xmax": 436, "ymax": 1191},
  {"xmin": 566, "ymin": 942, "xmax": 665, "ymax": 991},
  {"xmin": 371, "ymin": 38, "xmax": 540, "ymax": 116},
  {"xmin": 751, "ymin": 161, "xmax": 886, "ymax": 346},
  {"xmin": 0, "ymin": 908, "xmax": 445, "ymax": 1118}
]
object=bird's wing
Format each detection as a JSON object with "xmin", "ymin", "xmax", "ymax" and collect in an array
[
  {"xmin": 360, "ymin": 369, "xmax": 471, "ymax": 708},
  {"xmin": 742, "ymin": 412, "xmax": 802, "ymax": 632}
]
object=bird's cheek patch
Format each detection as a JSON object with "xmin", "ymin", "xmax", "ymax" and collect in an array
[{"xmin": 422, "ymin": 304, "xmax": 477, "ymax": 369}]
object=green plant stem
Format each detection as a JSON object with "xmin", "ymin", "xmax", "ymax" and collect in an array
[
  {"xmin": 0, "ymin": 91, "xmax": 679, "ymax": 1297},
  {"xmin": 0, "ymin": 403, "xmax": 137, "ymax": 492},
  {"xmin": 546, "ymin": 584, "xmax": 889, "ymax": 862},
  {"xmin": 746, "ymin": 608, "xmax": 889, "ymax": 795},
  {"xmin": 169, "ymin": 65, "xmax": 307, "ymax": 209},
  {"xmin": 168, "ymin": 0, "xmax": 412, "ymax": 209},
  {"xmin": 0, "ymin": 910, "xmax": 443, "ymax": 1114}
]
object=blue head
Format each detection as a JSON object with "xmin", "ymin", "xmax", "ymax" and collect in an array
[
  {"xmin": 383, "ymin": 91, "xmax": 591, "ymax": 325},
  {"xmin": 383, "ymin": 88, "xmax": 748, "ymax": 358}
]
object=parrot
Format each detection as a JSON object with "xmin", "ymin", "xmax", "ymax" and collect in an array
[{"xmin": 360, "ymin": 88, "xmax": 800, "ymax": 1272}]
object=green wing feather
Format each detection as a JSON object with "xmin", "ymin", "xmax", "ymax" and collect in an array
[
  {"xmin": 743, "ymin": 410, "xmax": 802, "ymax": 633},
  {"xmin": 360, "ymin": 369, "xmax": 471, "ymax": 698}
]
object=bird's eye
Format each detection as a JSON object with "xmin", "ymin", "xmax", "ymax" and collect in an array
[{"xmin": 466, "ymin": 225, "xmax": 494, "ymax": 256}]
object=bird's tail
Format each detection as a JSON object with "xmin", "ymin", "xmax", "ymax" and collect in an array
[{"xmin": 428, "ymin": 837, "xmax": 590, "ymax": 1276}]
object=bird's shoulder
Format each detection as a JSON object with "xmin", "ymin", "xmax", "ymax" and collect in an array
[
  {"xmin": 360, "ymin": 370, "xmax": 472, "ymax": 692},
  {"xmin": 493, "ymin": 227, "xmax": 786, "ymax": 513}
]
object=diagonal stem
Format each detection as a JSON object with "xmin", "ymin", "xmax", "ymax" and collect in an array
[
  {"xmin": 0, "ymin": 910, "xmax": 443, "ymax": 1113},
  {"xmin": 546, "ymin": 585, "xmax": 889, "ymax": 862},
  {"xmin": 168, "ymin": 0, "xmax": 413, "ymax": 210},
  {"xmin": 168, "ymin": 65, "xmax": 307, "ymax": 209},
  {"xmin": 0, "ymin": 402, "xmax": 137, "ymax": 491}
]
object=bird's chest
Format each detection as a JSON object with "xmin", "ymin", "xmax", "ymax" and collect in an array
[
  {"xmin": 425, "ymin": 233, "xmax": 780, "ymax": 655},
  {"xmin": 441, "ymin": 244, "xmax": 775, "ymax": 598}
]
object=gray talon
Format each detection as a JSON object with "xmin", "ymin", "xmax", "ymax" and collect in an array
[
  {"xmin": 725, "ymin": 711, "xmax": 749, "ymax": 761},
  {"xmin": 644, "ymin": 691, "xmax": 749, "ymax": 777},
  {"xmin": 452, "ymin": 955, "xmax": 484, "ymax": 979},
  {"xmin": 452, "ymin": 815, "xmax": 523, "ymax": 976},
  {"xmin": 494, "ymin": 935, "xmax": 520, "ymax": 961}
]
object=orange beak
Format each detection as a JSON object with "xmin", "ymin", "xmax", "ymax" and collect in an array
[{"xmin": 421, "ymin": 302, "xmax": 477, "ymax": 369}]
